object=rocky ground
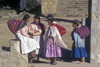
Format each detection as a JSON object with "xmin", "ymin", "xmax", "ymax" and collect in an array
[{"xmin": 0, "ymin": 10, "xmax": 99, "ymax": 67}]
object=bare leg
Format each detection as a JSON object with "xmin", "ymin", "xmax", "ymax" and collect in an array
[
  {"xmin": 53, "ymin": 58, "xmax": 57, "ymax": 63},
  {"xmin": 47, "ymin": 58, "xmax": 51, "ymax": 64},
  {"xmin": 31, "ymin": 51, "xmax": 36, "ymax": 57},
  {"xmin": 81, "ymin": 58, "xmax": 84, "ymax": 62},
  {"xmin": 52, "ymin": 58, "xmax": 57, "ymax": 65},
  {"xmin": 30, "ymin": 51, "xmax": 36, "ymax": 63},
  {"xmin": 37, "ymin": 55, "xmax": 39, "ymax": 61}
]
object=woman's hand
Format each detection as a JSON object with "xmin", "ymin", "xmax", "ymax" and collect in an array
[
  {"xmin": 34, "ymin": 31, "xmax": 39, "ymax": 33},
  {"xmin": 29, "ymin": 36, "xmax": 33, "ymax": 39},
  {"xmin": 38, "ymin": 29, "xmax": 42, "ymax": 33}
]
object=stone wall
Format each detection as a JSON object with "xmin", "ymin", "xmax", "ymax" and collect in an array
[
  {"xmin": 90, "ymin": 0, "xmax": 100, "ymax": 63},
  {"xmin": 41, "ymin": 0, "xmax": 89, "ymax": 17},
  {"xmin": 57, "ymin": 0, "xmax": 88, "ymax": 17},
  {"xmin": 41, "ymin": 0, "xmax": 58, "ymax": 15},
  {"xmin": 26, "ymin": 0, "xmax": 41, "ymax": 9}
]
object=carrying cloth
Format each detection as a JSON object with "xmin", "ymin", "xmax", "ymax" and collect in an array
[
  {"xmin": 7, "ymin": 19, "xmax": 27, "ymax": 34},
  {"xmin": 49, "ymin": 21, "xmax": 67, "ymax": 36},
  {"xmin": 74, "ymin": 26, "xmax": 90, "ymax": 39}
]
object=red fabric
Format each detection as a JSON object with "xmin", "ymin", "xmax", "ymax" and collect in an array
[{"xmin": 49, "ymin": 23, "xmax": 67, "ymax": 36}]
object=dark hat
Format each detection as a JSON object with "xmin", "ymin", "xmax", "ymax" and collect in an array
[
  {"xmin": 47, "ymin": 14, "xmax": 54, "ymax": 19},
  {"xmin": 73, "ymin": 19, "xmax": 80, "ymax": 25}
]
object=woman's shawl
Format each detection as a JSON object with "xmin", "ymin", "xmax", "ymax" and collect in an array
[
  {"xmin": 73, "ymin": 32, "xmax": 84, "ymax": 48},
  {"xmin": 7, "ymin": 19, "xmax": 27, "ymax": 34},
  {"xmin": 45, "ymin": 25, "xmax": 67, "ymax": 48}
]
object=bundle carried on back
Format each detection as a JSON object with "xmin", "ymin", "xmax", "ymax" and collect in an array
[
  {"xmin": 74, "ymin": 26, "xmax": 90, "ymax": 39},
  {"xmin": 52, "ymin": 23, "xmax": 67, "ymax": 36},
  {"xmin": 7, "ymin": 19, "xmax": 26, "ymax": 34}
]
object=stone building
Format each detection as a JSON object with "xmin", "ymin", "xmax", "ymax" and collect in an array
[{"xmin": 41, "ymin": 0, "xmax": 89, "ymax": 17}]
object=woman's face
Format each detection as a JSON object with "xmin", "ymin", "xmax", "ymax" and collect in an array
[
  {"xmin": 73, "ymin": 23, "xmax": 77, "ymax": 27},
  {"xmin": 48, "ymin": 20, "xmax": 52, "ymax": 25},
  {"xmin": 25, "ymin": 18, "xmax": 30, "ymax": 23},
  {"xmin": 34, "ymin": 18, "xmax": 39, "ymax": 23}
]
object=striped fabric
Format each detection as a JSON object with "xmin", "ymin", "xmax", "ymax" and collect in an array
[
  {"xmin": 52, "ymin": 23, "xmax": 67, "ymax": 36},
  {"xmin": 74, "ymin": 26, "xmax": 90, "ymax": 39},
  {"xmin": 7, "ymin": 19, "xmax": 26, "ymax": 34}
]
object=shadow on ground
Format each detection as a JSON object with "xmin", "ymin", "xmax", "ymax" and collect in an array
[
  {"xmin": 2, "ymin": 46, "xmax": 10, "ymax": 52},
  {"xmin": 58, "ymin": 48, "xmax": 72, "ymax": 62}
]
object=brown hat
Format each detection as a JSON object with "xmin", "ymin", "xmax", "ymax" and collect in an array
[{"xmin": 73, "ymin": 19, "xmax": 80, "ymax": 25}]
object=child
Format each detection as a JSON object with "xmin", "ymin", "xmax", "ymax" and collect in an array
[
  {"xmin": 28, "ymin": 15, "xmax": 45, "ymax": 62},
  {"xmin": 71, "ymin": 20, "xmax": 87, "ymax": 63},
  {"xmin": 44, "ymin": 14, "xmax": 67, "ymax": 65}
]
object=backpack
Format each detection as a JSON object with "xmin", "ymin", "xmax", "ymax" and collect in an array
[
  {"xmin": 7, "ymin": 19, "xmax": 26, "ymax": 34},
  {"xmin": 52, "ymin": 23, "xmax": 67, "ymax": 36},
  {"xmin": 74, "ymin": 26, "xmax": 90, "ymax": 39}
]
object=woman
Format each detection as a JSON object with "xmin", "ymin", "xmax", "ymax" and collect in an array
[
  {"xmin": 15, "ymin": 14, "xmax": 41, "ymax": 62},
  {"xmin": 28, "ymin": 15, "xmax": 45, "ymax": 62},
  {"xmin": 71, "ymin": 20, "xmax": 87, "ymax": 63},
  {"xmin": 44, "ymin": 14, "xmax": 67, "ymax": 65}
]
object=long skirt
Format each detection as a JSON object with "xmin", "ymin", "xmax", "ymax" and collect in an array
[
  {"xmin": 33, "ymin": 35, "xmax": 44, "ymax": 55},
  {"xmin": 44, "ymin": 38, "xmax": 62, "ymax": 58},
  {"xmin": 71, "ymin": 43, "xmax": 87, "ymax": 58},
  {"xmin": 16, "ymin": 33, "xmax": 40, "ymax": 54}
]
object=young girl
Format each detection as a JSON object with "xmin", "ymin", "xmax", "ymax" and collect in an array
[
  {"xmin": 28, "ymin": 15, "xmax": 45, "ymax": 62},
  {"xmin": 71, "ymin": 20, "xmax": 87, "ymax": 63},
  {"xmin": 44, "ymin": 14, "xmax": 67, "ymax": 65},
  {"xmin": 15, "ymin": 14, "xmax": 41, "ymax": 62}
]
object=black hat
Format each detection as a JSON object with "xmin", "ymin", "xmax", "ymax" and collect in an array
[{"xmin": 47, "ymin": 14, "xmax": 54, "ymax": 19}]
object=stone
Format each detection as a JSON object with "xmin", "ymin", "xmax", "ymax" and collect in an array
[
  {"xmin": 91, "ymin": 28, "xmax": 97, "ymax": 35},
  {"xmin": 10, "ymin": 39, "xmax": 28, "ymax": 63},
  {"xmin": 41, "ymin": 0, "xmax": 88, "ymax": 17},
  {"xmin": 92, "ymin": 0, "xmax": 99, "ymax": 5},
  {"xmin": 26, "ymin": 0, "xmax": 41, "ymax": 9},
  {"xmin": 92, "ymin": 5, "xmax": 98, "ymax": 12},
  {"xmin": 91, "ymin": 37, "xmax": 97, "ymax": 44},
  {"xmin": 91, "ymin": 52, "xmax": 100, "ymax": 63},
  {"xmin": 91, "ymin": 0, "xmax": 100, "ymax": 63},
  {"xmin": 91, "ymin": 20, "xmax": 99, "ymax": 27}
]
